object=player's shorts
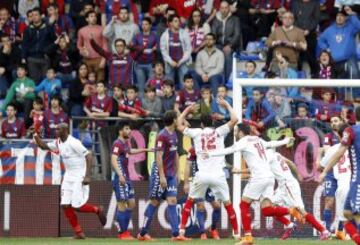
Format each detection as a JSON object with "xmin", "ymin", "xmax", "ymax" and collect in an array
[
  {"xmin": 61, "ymin": 180, "xmax": 89, "ymax": 208},
  {"xmin": 323, "ymin": 171, "xmax": 337, "ymax": 197},
  {"xmin": 344, "ymin": 181, "xmax": 360, "ymax": 214},
  {"xmin": 272, "ymin": 180, "xmax": 305, "ymax": 210},
  {"xmin": 189, "ymin": 172, "xmax": 230, "ymax": 202},
  {"xmin": 112, "ymin": 178, "xmax": 135, "ymax": 201},
  {"xmin": 194, "ymin": 188, "xmax": 216, "ymax": 203},
  {"xmin": 243, "ymin": 177, "xmax": 275, "ymax": 201},
  {"xmin": 149, "ymin": 164, "xmax": 177, "ymax": 200}
]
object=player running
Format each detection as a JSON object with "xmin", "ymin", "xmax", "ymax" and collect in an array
[
  {"xmin": 203, "ymin": 123, "xmax": 302, "ymax": 245},
  {"xmin": 177, "ymin": 99, "xmax": 240, "ymax": 239},
  {"xmin": 183, "ymin": 147, "xmax": 222, "ymax": 240},
  {"xmin": 33, "ymin": 123, "xmax": 106, "ymax": 239},
  {"xmin": 319, "ymin": 106, "xmax": 360, "ymax": 245},
  {"xmin": 111, "ymin": 122, "xmax": 152, "ymax": 240},
  {"xmin": 267, "ymin": 149, "xmax": 331, "ymax": 240},
  {"xmin": 138, "ymin": 110, "xmax": 189, "ymax": 241}
]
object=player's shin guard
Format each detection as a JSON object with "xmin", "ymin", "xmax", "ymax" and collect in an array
[
  {"xmin": 305, "ymin": 213, "xmax": 325, "ymax": 232},
  {"xmin": 196, "ymin": 210, "xmax": 206, "ymax": 234},
  {"xmin": 78, "ymin": 203, "xmax": 99, "ymax": 213},
  {"xmin": 180, "ymin": 199, "xmax": 194, "ymax": 229},
  {"xmin": 167, "ymin": 204, "xmax": 179, "ymax": 237},
  {"xmin": 262, "ymin": 206, "xmax": 289, "ymax": 217},
  {"xmin": 117, "ymin": 210, "xmax": 128, "ymax": 233},
  {"xmin": 211, "ymin": 208, "xmax": 221, "ymax": 230},
  {"xmin": 225, "ymin": 203, "xmax": 238, "ymax": 234},
  {"xmin": 140, "ymin": 203, "xmax": 157, "ymax": 236},
  {"xmin": 64, "ymin": 207, "xmax": 82, "ymax": 234},
  {"xmin": 345, "ymin": 221, "xmax": 360, "ymax": 244},
  {"xmin": 240, "ymin": 201, "xmax": 251, "ymax": 234},
  {"xmin": 323, "ymin": 209, "xmax": 332, "ymax": 231}
]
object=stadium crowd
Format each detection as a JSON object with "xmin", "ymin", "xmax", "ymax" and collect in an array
[{"xmin": 0, "ymin": 0, "xmax": 359, "ymax": 139}]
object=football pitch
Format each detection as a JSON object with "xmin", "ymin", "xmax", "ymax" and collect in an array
[{"xmin": 0, "ymin": 238, "xmax": 354, "ymax": 245}]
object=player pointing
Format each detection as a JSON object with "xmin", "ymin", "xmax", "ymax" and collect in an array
[{"xmin": 33, "ymin": 123, "xmax": 106, "ymax": 239}]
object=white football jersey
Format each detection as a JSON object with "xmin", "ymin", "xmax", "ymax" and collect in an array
[
  {"xmin": 184, "ymin": 124, "xmax": 230, "ymax": 175},
  {"xmin": 48, "ymin": 135, "xmax": 89, "ymax": 181},
  {"xmin": 321, "ymin": 143, "xmax": 351, "ymax": 181},
  {"xmin": 267, "ymin": 150, "xmax": 296, "ymax": 185}
]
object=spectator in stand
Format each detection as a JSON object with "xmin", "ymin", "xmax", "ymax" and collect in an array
[
  {"xmin": 43, "ymin": 94, "xmax": 69, "ymax": 138},
  {"xmin": 149, "ymin": 0, "xmax": 170, "ymax": 19},
  {"xmin": 68, "ymin": 63, "xmax": 89, "ymax": 116},
  {"xmin": 22, "ymin": 7, "xmax": 57, "ymax": 84},
  {"xmin": 46, "ymin": 4, "xmax": 75, "ymax": 39},
  {"xmin": 77, "ymin": 10, "xmax": 107, "ymax": 82},
  {"xmin": 131, "ymin": 17, "xmax": 157, "ymax": 97},
  {"xmin": 212, "ymin": 0, "xmax": 241, "ymax": 81},
  {"xmin": 295, "ymin": 103, "xmax": 309, "ymax": 119},
  {"xmin": 118, "ymin": 85, "xmax": 147, "ymax": 119},
  {"xmin": 0, "ymin": 65, "xmax": 35, "ymax": 127},
  {"xmin": 316, "ymin": 50, "xmax": 338, "ymax": 79},
  {"xmin": 199, "ymin": 86, "xmax": 212, "ymax": 117},
  {"xmin": 46, "ymin": 33, "xmax": 78, "ymax": 85},
  {"xmin": 142, "ymin": 85, "xmax": 162, "ymax": 117},
  {"xmin": 0, "ymin": 1, "xmax": 17, "ymax": 15},
  {"xmin": 171, "ymin": 0, "xmax": 201, "ymax": 23},
  {"xmin": 83, "ymin": 81, "xmax": 113, "ymax": 128},
  {"xmin": 211, "ymin": 84, "xmax": 233, "ymax": 121},
  {"xmin": 0, "ymin": 8, "xmax": 17, "ymax": 43},
  {"xmin": 0, "ymin": 34, "xmax": 21, "ymax": 99},
  {"xmin": 292, "ymin": 0, "xmax": 320, "ymax": 77},
  {"xmin": 100, "ymin": 0, "xmax": 138, "ymax": 26},
  {"xmin": 1, "ymin": 103, "xmax": 26, "ymax": 139},
  {"xmin": 42, "ymin": 0, "xmax": 65, "ymax": 16},
  {"xmin": 111, "ymin": 84, "xmax": 124, "ymax": 116},
  {"xmin": 103, "ymin": 6, "xmax": 139, "ymax": 51},
  {"xmin": 147, "ymin": 61, "xmax": 166, "ymax": 97},
  {"xmin": 18, "ymin": 0, "xmax": 39, "ymax": 19},
  {"xmin": 174, "ymin": 74, "xmax": 200, "ymax": 115},
  {"xmin": 29, "ymin": 96, "xmax": 44, "ymax": 131},
  {"xmin": 90, "ymin": 37, "xmax": 134, "ymax": 88},
  {"xmin": 314, "ymin": 89, "xmax": 340, "ymax": 122},
  {"xmin": 73, "ymin": 2, "xmax": 97, "ymax": 31},
  {"xmin": 340, "ymin": 101, "xmax": 356, "ymax": 125},
  {"xmin": 318, "ymin": 7, "xmax": 360, "ymax": 79},
  {"xmin": 275, "ymin": 51, "xmax": 298, "ymax": 79},
  {"xmin": 34, "ymin": 68, "xmax": 62, "ymax": 107},
  {"xmin": 84, "ymin": 71, "xmax": 97, "ymax": 97},
  {"xmin": 245, "ymin": 87, "xmax": 275, "ymax": 129},
  {"xmin": 266, "ymin": 11, "xmax": 307, "ymax": 73},
  {"xmin": 267, "ymin": 88, "xmax": 291, "ymax": 128},
  {"xmin": 185, "ymin": 9, "xmax": 211, "ymax": 60},
  {"xmin": 161, "ymin": 79, "xmax": 176, "ymax": 112},
  {"xmin": 194, "ymin": 32, "xmax": 224, "ymax": 95},
  {"xmin": 160, "ymin": 14, "xmax": 192, "ymax": 88},
  {"xmin": 233, "ymin": 0, "xmax": 254, "ymax": 48},
  {"xmin": 17, "ymin": 9, "xmax": 33, "ymax": 39},
  {"xmin": 155, "ymin": 6, "xmax": 176, "ymax": 37}
]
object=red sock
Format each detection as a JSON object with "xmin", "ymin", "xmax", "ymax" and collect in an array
[
  {"xmin": 305, "ymin": 213, "xmax": 325, "ymax": 232},
  {"xmin": 64, "ymin": 207, "xmax": 82, "ymax": 234},
  {"xmin": 345, "ymin": 222, "xmax": 360, "ymax": 244},
  {"xmin": 78, "ymin": 203, "xmax": 99, "ymax": 213},
  {"xmin": 180, "ymin": 199, "xmax": 194, "ymax": 229},
  {"xmin": 262, "ymin": 206, "xmax": 289, "ymax": 217},
  {"xmin": 240, "ymin": 201, "xmax": 251, "ymax": 234},
  {"xmin": 275, "ymin": 216, "xmax": 291, "ymax": 226},
  {"xmin": 225, "ymin": 203, "xmax": 239, "ymax": 234}
]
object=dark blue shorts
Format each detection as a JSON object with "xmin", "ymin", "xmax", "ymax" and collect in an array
[
  {"xmin": 149, "ymin": 164, "xmax": 177, "ymax": 200},
  {"xmin": 323, "ymin": 171, "xmax": 337, "ymax": 197},
  {"xmin": 112, "ymin": 178, "xmax": 135, "ymax": 201},
  {"xmin": 344, "ymin": 181, "xmax": 360, "ymax": 214}
]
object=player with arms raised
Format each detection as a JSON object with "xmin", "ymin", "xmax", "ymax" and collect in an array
[
  {"xmin": 177, "ymin": 99, "xmax": 240, "ymax": 239},
  {"xmin": 33, "ymin": 123, "xmax": 106, "ymax": 239}
]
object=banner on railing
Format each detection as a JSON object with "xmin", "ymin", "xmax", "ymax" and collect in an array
[{"xmin": 0, "ymin": 142, "xmax": 64, "ymax": 185}]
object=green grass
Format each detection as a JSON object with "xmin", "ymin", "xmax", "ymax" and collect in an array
[{"xmin": 0, "ymin": 238, "xmax": 354, "ymax": 245}]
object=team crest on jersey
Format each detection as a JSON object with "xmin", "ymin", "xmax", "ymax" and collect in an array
[
  {"xmin": 335, "ymin": 34, "xmax": 343, "ymax": 43},
  {"xmin": 343, "ymin": 131, "xmax": 349, "ymax": 142},
  {"xmin": 157, "ymin": 141, "xmax": 163, "ymax": 148},
  {"xmin": 113, "ymin": 146, "xmax": 119, "ymax": 154}
]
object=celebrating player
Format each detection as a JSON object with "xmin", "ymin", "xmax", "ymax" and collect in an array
[
  {"xmin": 319, "ymin": 106, "xmax": 360, "ymax": 245},
  {"xmin": 33, "ymin": 123, "xmax": 106, "ymax": 239},
  {"xmin": 204, "ymin": 123, "xmax": 301, "ymax": 245},
  {"xmin": 268, "ymin": 149, "xmax": 330, "ymax": 240},
  {"xmin": 138, "ymin": 110, "xmax": 189, "ymax": 241},
  {"xmin": 111, "ymin": 122, "xmax": 152, "ymax": 240},
  {"xmin": 184, "ymin": 147, "xmax": 222, "ymax": 240},
  {"xmin": 177, "ymin": 99, "xmax": 240, "ymax": 239}
]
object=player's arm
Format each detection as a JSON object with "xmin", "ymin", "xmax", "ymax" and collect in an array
[
  {"xmin": 33, "ymin": 133, "xmax": 51, "ymax": 150},
  {"xmin": 177, "ymin": 104, "xmax": 197, "ymax": 133},
  {"xmin": 111, "ymin": 153, "xmax": 126, "ymax": 185},
  {"xmin": 217, "ymin": 98, "xmax": 238, "ymax": 129},
  {"xmin": 284, "ymin": 157, "xmax": 303, "ymax": 181},
  {"xmin": 156, "ymin": 150, "xmax": 167, "ymax": 188},
  {"xmin": 129, "ymin": 148, "xmax": 153, "ymax": 154},
  {"xmin": 207, "ymin": 141, "xmax": 244, "ymax": 157},
  {"xmin": 319, "ymin": 144, "xmax": 348, "ymax": 183},
  {"xmin": 263, "ymin": 137, "xmax": 295, "ymax": 149},
  {"xmin": 83, "ymin": 151, "xmax": 93, "ymax": 185},
  {"xmin": 232, "ymin": 168, "xmax": 250, "ymax": 174}
]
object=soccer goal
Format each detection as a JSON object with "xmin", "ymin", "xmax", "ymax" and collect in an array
[{"xmin": 231, "ymin": 58, "xmax": 360, "ymax": 238}]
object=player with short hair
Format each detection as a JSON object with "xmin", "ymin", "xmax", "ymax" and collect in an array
[
  {"xmin": 268, "ymin": 149, "xmax": 330, "ymax": 240},
  {"xmin": 204, "ymin": 123, "xmax": 302, "ymax": 245},
  {"xmin": 33, "ymin": 123, "xmax": 106, "ymax": 239},
  {"xmin": 111, "ymin": 122, "xmax": 151, "ymax": 240},
  {"xmin": 177, "ymin": 99, "xmax": 240, "ymax": 239},
  {"xmin": 138, "ymin": 110, "xmax": 189, "ymax": 241}
]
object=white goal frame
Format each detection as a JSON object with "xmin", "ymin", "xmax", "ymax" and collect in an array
[{"xmin": 231, "ymin": 58, "xmax": 360, "ymax": 236}]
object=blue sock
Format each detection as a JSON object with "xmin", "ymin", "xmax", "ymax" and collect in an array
[
  {"xmin": 116, "ymin": 210, "xmax": 127, "ymax": 233},
  {"xmin": 125, "ymin": 209, "xmax": 132, "ymax": 230},
  {"xmin": 338, "ymin": 221, "xmax": 344, "ymax": 231},
  {"xmin": 196, "ymin": 210, "xmax": 206, "ymax": 233},
  {"xmin": 167, "ymin": 204, "xmax": 179, "ymax": 237},
  {"xmin": 357, "ymin": 223, "xmax": 360, "ymax": 233},
  {"xmin": 211, "ymin": 208, "xmax": 221, "ymax": 230},
  {"xmin": 140, "ymin": 203, "xmax": 157, "ymax": 236},
  {"xmin": 323, "ymin": 209, "xmax": 332, "ymax": 231}
]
